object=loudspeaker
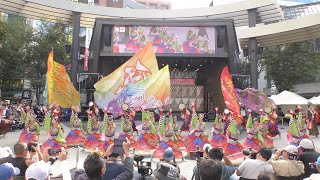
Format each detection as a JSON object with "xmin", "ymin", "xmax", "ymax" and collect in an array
[
  {"xmin": 103, "ymin": 26, "xmax": 112, "ymax": 47},
  {"xmin": 216, "ymin": 26, "xmax": 226, "ymax": 48}
]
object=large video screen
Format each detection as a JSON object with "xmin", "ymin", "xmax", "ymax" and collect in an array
[{"xmin": 112, "ymin": 26, "xmax": 216, "ymax": 54}]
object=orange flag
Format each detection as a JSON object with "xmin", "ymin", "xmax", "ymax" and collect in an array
[
  {"xmin": 47, "ymin": 51, "xmax": 80, "ymax": 108},
  {"xmin": 220, "ymin": 66, "xmax": 242, "ymax": 124},
  {"xmin": 94, "ymin": 42, "xmax": 159, "ymax": 108}
]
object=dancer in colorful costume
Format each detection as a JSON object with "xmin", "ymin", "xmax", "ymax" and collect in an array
[
  {"xmin": 65, "ymin": 107, "xmax": 85, "ymax": 146},
  {"xmin": 243, "ymin": 110, "xmax": 264, "ymax": 151},
  {"xmin": 118, "ymin": 115, "xmax": 135, "ymax": 145},
  {"xmin": 224, "ymin": 119, "xmax": 244, "ymax": 160},
  {"xmin": 259, "ymin": 111, "xmax": 274, "ymax": 149},
  {"xmin": 127, "ymin": 108, "xmax": 138, "ymax": 136},
  {"xmin": 268, "ymin": 109, "xmax": 281, "ymax": 137},
  {"xmin": 307, "ymin": 105, "xmax": 319, "ymax": 137},
  {"xmin": 84, "ymin": 104, "xmax": 101, "ymax": 150},
  {"xmin": 172, "ymin": 113, "xmax": 185, "ymax": 147},
  {"xmin": 134, "ymin": 110, "xmax": 158, "ymax": 150},
  {"xmin": 297, "ymin": 111, "xmax": 310, "ymax": 140},
  {"xmin": 287, "ymin": 113, "xmax": 301, "ymax": 146},
  {"xmin": 42, "ymin": 113, "xmax": 66, "ymax": 151},
  {"xmin": 179, "ymin": 104, "xmax": 191, "ymax": 135},
  {"xmin": 210, "ymin": 107, "xmax": 227, "ymax": 148},
  {"xmin": 99, "ymin": 109, "xmax": 116, "ymax": 151},
  {"xmin": 19, "ymin": 109, "xmax": 40, "ymax": 143},
  {"xmin": 186, "ymin": 102, "xmax": 209, "ymax": 153},
  {"xmin": 153, "ymin": 109, "xmax": 183, "ymax": 159},
  {"xmin": 222, "ymin": 109, "xmax": 232, "ymax": 135}
]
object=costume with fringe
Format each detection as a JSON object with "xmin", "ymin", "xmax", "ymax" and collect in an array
[
  {"xmin": 268, "ymin": 112, "xmax": 280, "ymax": 137},
  {"xmin": 84, "ymin": 111, "xmax": 101, "ymax": 150},
  {"xmin": 287, "ymin": 114, "xmax": 302, "ymax": 146},
  {"xmin": 210, "ymin": 111, "xmax": 227, "ymax": 148},
  {"xmin": 153, "ymin": 111, "xmax": 183, "ymax": 159},
  {"xmin": 134, "ymin": 111, "xmax": 158, "ymax": 150},
  {"xmin": 118, "ymin": 116, "xmax": 136, "ymax": 145},
  {"xmin": 98, "ymin": 112, "xmax": 116, "ymax": 152},
  {"xmin": 172, "ymin": 116, "xmax": 186, "ymax": 147},
  {"xmin": 243, "ymin": 114, "xmax": 264, "ymax": 151},
  {"xmin": 19, "ymin": 112, "xmax": 40, "ymax": 143},
  {"xmin": 224, "ymin": 119, "xmax": 244, "ymax": 160},
  {"xmin": 259, "ymin": 115, "xmax": 274, "ymax": 148},
  {"xmin": 66, "ymin": 111, "xmax": 85, "ymax": 146}
]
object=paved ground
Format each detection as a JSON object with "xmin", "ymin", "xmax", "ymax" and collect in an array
[{"xmin": 1, "ymin": 120, "xmax": 320, "ymax": 180}]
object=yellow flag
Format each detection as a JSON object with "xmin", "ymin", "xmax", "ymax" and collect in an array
[
  {"xmin": 47, "ymin": 51, "xmax": 80, "ymax": 108},
  {"xmin": 94, "ymin": 42, "xmax": 158, "ymax": 108}
]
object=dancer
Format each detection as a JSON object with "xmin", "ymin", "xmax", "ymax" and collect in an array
[
  {"xmin": 134, "ymin": 110, "xmax": 158, "ymax": 150},
  {"xmin": 65, "ymin": 107, "xmax": 85, "ymax": 146},
  {"xmin": 243, "ymin": 110, "xmax": 264, "ymax": 151},
  {"xmin": 307, "ymin": 105, "xmax": 319, "ymax": 137},
  {"xmin": 287, "ymin": 113, "xmax": 301, "ymax": 146},
  {"xmin": 42, "ymin": 113, "xmax": 66, "ymax": 151},
  {"xmin": 153, "ymin": 112, "xmax": 183, "ymax": 159},
  {"xmin": 224, "ymin": 119, "xmax": 244, "ymax": 160},
  {"xmin": 186, "ymin": 102, "xmax": 209, "ymax": 153},
  {"xmin": 222, "ymin": 109, "xmax": 232, "ymax": 135},
  {"xmin": 297, "ymin": 112, "xmax": 311, "ymax": 140},
  {"xmin": 127, "ymin": 108, "xmax": 139, "ymax": 136},
  {"xmin": 99, "ymin": 109, "xmax": 116, "ymax": 151},
  {"xmin": 179, "ymin": 105, "xmax": 191, "ymax": 135},
  {"xmin": 84, "ymin": 105, "xmax": 101, "ymax": 150},
  {"xmin": 171, "ymin": 111, "xmax": 185, "ymax": 147},
  {"xmin": 259, "ymin": 113, "xmax": 274, "ymax": 149},
  {"xmin": 209, "ymin": 107, "xmax": 227, "ymax": 148},
  {"xmin": 268, "ymin": 109, "xmax": 281, "ymax": 138},
  {"xmin": 118, "ymin": 115, "xmax": 136, "ymax": 145},
  {"xmin": 19, "ymin": 110, "xmax": 40, "ymax": 143}
]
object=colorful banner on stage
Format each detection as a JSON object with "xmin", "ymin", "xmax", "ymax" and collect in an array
[
  {"xmin": 94, "ymin": 43, "xmax": 159, "ymax": 108},
  {"xmin": 236, "ymin": 88, "xmax": 276, "ymax": 113},
  {"xmin": 47, "ymin": 51, "xmax": 80, "ymax": 108},
  {"xmin": 220, "ymin": 66, "xmax": 241, "ymax": 124},
  {"xmin": 108, "ymin": 65, "xmax": 171, "ymax": 116}
]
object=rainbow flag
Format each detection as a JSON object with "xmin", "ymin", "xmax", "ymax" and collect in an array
[
  {"xmin": 108, "ymin": 65, "xmax": 171, "ymax": 116},
  {"xmin": 94, "ymin": 43, "xmax": 158, "ymax": 109},
  {"xmin": 47, "ymin": 51, "xmax": 80, "ymax": 108}
]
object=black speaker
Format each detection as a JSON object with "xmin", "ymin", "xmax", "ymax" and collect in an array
[
  {"xmin": 216, "ymin": 26, "xmax": 226, "ymax": 48},
  {"xmin": 103, "ymin": 26, "xmax": 112, "ymax": 47}
]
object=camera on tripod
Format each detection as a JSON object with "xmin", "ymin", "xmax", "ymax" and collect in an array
[
  {"xmin": 243, "ymin": 148, "xmax": 258, "ymax": 159},
  {"xmin": 134, "ymin": 155, "xmax": 152, "ymax": 179}
]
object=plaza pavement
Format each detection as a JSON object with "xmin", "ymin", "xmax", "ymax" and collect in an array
[{"xmin": 1, "ymin": 120, "xmax": 320, "ymax": 180}]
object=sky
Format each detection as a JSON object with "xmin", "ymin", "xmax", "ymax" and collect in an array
[{"xmin": 169, "ymin": 0, "xmax": 245, "ymax": 9}]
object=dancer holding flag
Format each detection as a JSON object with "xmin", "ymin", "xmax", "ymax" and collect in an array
[
  {"xmin": 186, "ymin": 102, "xmax": 209, "ymax": 153},
  {"xmin": 153, "ymin": 108, "xmax": 183, "ymax": 159},
  {"xmin": 66, "ymin": 107, "xmax": 85, "ymax": 146},
  {"xmin": 209, "ymin": 107, "xmax": 227, "ymax": 148}
]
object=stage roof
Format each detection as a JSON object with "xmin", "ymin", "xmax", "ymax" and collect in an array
[{"xmin": 0, "ymin": 0, "xmax": 283, "ymax": 27}]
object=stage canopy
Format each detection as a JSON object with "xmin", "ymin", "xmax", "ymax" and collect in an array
[
  {"xmin": 271, "ymin": 90, "xmax": 309, "ymax": 105},
  {"xmin": 309, "ymin": 96, "xmax": 320, "ymax": 105}
]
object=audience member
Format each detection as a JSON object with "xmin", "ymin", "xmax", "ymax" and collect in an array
[
  {"xmin": 236, "ymin": 147, "xmax": 273, "ymax": 180},
  {"xmin": 73, "ymin": 138, "xmax": 133, "ymax": 180},
  {"xmin": 303, "ymin": 156, "xmax": 320, "ymax": 180},
  {"xmin": 199, "ymin": 159, "xmax": 222, "ymax": 180},
  {"xmin": 0, "ymin": 163, "xmax": 20, "ymax": 180},
  {"xmin": 269, "ymin": 145, "xmax": 304, "ymax": 179},
  {"xmin": 193, "ymin": 146, "xmax": 235, "ymax": 180},
  {"xmin": 298, "ymin": 139, "xmax": 320, "ymax": 178},
  {"xmin": 0, "ymin": 142, "xmax": 43, "ymax": 176},
  {"xmin": 257, "ymin": 172, "xmax": 277, "ymax": 180}
]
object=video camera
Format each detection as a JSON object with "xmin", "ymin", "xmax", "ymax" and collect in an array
[
  {"xmin": 134, "ymin": 155, "xmax": 152, "ymax": 180},
  {"xmin": 190, "ymin": 146, "xmax": 204, "ymax": 160},
  {"xmin": 243, "ymin": 148, "xmax": 258, "ymax": 159},
  {"xmin": 27, "ymin": 142, "xmax": 38, "ymax": 152}
]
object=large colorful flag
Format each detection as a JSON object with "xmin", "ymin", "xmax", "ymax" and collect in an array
[
  {"xmin": 108, "ymin": 65, "xmax": 171, "ymax": 116},
  {"xmin": 220, "ymin": 66, "xmax": 241, "ymax": 124},
  {"xmin": 94, "ymin": 42, "xmax": 159, "ymax": 108},
  {"xmin": 47, "ymin": 51, "xmax": 80, "ymax": 108}
]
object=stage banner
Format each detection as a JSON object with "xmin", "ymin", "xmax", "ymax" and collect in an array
[
  {"xmin": 47, "ymin": 51, "xmax": 80, "ymax": 108},
  {"xmin": 220, "ymin": 66, "xmax": 241, "ymax": 124},
  {"xmin": 170, "ymin": 78, "xmax": 195, "ymax": 85},
  {"xmin": 236, "ymin": 88, "xmax": 276, "ymax": 112},
  {"xmin": 108, "ymin": 65, "xmax": 171, "ymax": 116},
  {"xmin": 94, "ymin": 42, "xmax": 159, "ymax": 108}
]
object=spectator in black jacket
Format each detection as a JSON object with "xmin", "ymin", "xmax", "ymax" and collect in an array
[{"xmin": 298, "ymin": 138, "xmax": 320, "ymax": 178}]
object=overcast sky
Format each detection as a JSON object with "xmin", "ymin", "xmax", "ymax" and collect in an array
[{"xmin": 169, "ymin": 0, "xmax": 245, "ymax": 9}]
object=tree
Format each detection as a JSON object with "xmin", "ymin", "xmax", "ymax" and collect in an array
[
  {"xmin": 0, "ymin": 16, "xmax": 33, "ymax": 96},
  {"xmin": 26, "ymin": 20, "xmax": 70, "ymax": 104},
  {"xmin": 262, "ymin": 41, "xmax": 320, "ymax": 92}
]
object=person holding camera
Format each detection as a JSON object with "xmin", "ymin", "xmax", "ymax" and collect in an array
[
  {"xmin": 236, "ymin": 147, "xmax": 273, "ymax": 180},
  {"xmin": 269, "ymin": 145, "xmax": 304, "ymax": 179},
  {"xmin": 0, "ymin": 142, "xmax": 43, "ymax": 176},
  {"xmin": 298, "ymin": 139, "xmax": 320, "ymax": 178},
  {"xmin": 73, "ymin": 138, "xmax": 133, "ymax": 180}
]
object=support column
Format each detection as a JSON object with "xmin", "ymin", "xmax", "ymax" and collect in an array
[
  {"xmin": 248, "ymin": 8, "xmax": 258, "ymax": 89},
  {"xmin": 71, "ymin": 12, "xmax": 81, "ymax": 88}
]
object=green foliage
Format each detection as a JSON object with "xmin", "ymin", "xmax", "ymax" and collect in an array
[{"xmin": 262, "ymin": 41, "xmax": 320, "ymax": 92}]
